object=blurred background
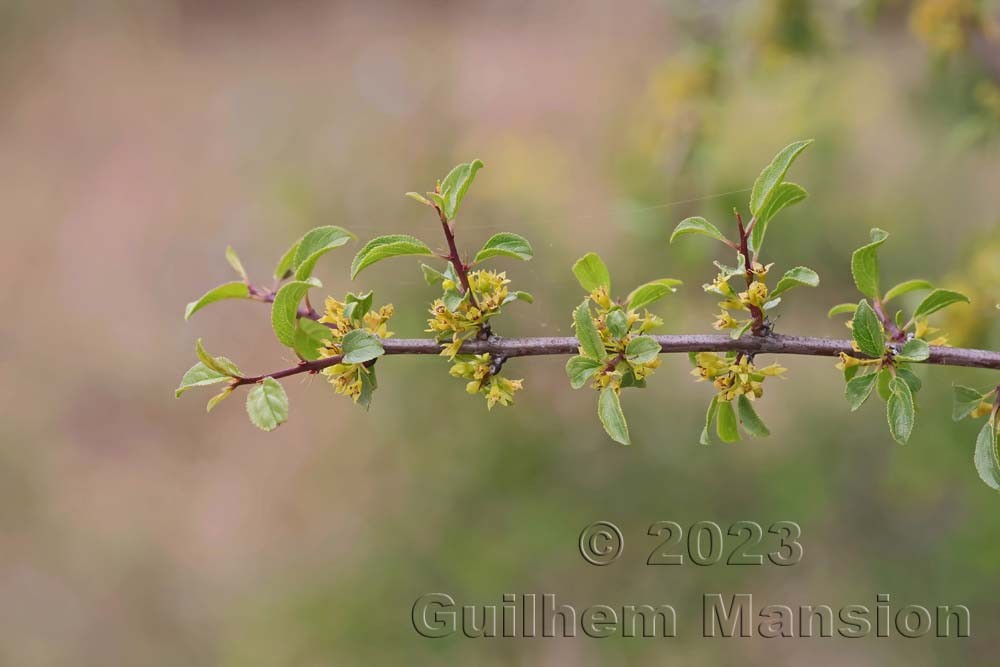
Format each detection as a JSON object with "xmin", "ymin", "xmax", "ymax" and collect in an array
[{"xmin": 3, "ymin": 0, "xmax": 1000, "ymax": 663}]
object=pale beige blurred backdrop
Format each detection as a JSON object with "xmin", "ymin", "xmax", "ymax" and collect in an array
[{"xmin": 3, "ymin": 1, "xmax": 1000, "ymax": 664}]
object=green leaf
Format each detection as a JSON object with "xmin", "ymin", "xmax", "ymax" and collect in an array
[
  {"xmin": 669, "ymin": 217, "xmax": 729, "ymax": 245},
  {"xmin": 749, "ymin": 182, "xmax": 808, "ymax": 254},
  {"xmin": 850, "ymin": 228, "xmax": 889, "ymax": 298},
  {"xmin": 274, "ymin": 241, "xmax": 299, "ymax": 280},
  {"xmin": 598, "ymin": 388, "xmax": 630, "ymax": 445},
  {"xmin": 828, "ymin": 303, "xmax": 858, "ymax": 318},
  {"xmin": 358, "ymin": 365, "xmax": 378, "ymax": 410},
  {"xmin": 293, "ymin": 318, "xmax": 333, "ymax": 361},
  {"xmin": 421, "ymin": 263, "xmax": 447, "ymax": 286},
  {"xmin": 912, "ymin": 289, "xmax": 970, "ymax": 320},
  {"xmin": 405, "ymin": 191, "xmax": 432, "ymax": 206},
  {"xmin": 749, "ymin": 139, "xmax": 813, "ymax": 217},
  {"xmin": 206, "ymin": 387, "xmax": 233, "ymax": 413},
  {"xmin": 884, "ymin": 279, "xmax": 933, "ymax": 303},
  {"xmin": 350, "ymin": 235, "xmax": 434, "ymax": 279},
  {"xmin": 246, "ymin": 378, "xmax": 289, "ymax": 432},
  {"xmin": 573, "ymin": 300, "xmax": 607, "ymax": 360},
  {"xmin": 571, "ymin": 253, "xmax": 611, "ymax": 292},
  {"xmin": 344, "ymin": 291, "xmax": 374, "ymax": 324},
  {"xmin": 887, "ymin": 376, "xmax": 915, "ymax": 445},
  {"xmin": 340, "ymin": 329, "xmax": 385, "ymax": 364},
  {"xmin": 605, "ymin": 310, "xmax": 627, "ymax": 339},
  {"xmin": 625, "ymin": 335, "xmax": 660, "ymax": 365},
  {"xmin": 439, "ymin": 159, "xmax": 484, "ymax": 220},
  {"xmin": 184, "ymin": 281, "xmax": 250, "ymax": 320},
  {"xmin": 737, "ymin": 395, "xmax": 770, "ymax": 437},
  {"xmin": 566, "ymin": 355, "xmax": 601, "ymax": 389},
  {"xmin": 769, "ymin": 266, "xmax": 819, "ymax": 298},
  {"xmin": 502, "ymin": 290, "xmax": 534, "ymax": 305},
  {"xmin": 292, "ymin": 226, "xmax": 355, "ymax": 280},
  {"xmin": 225, "ymin": 246, "xmax": 248, "ymax": 281},
  {"xmin": 176, "ymin": 362, "xmax": 230, "ymax": 397},
  {"xmin": 270, "ymin": 278, "xmax": 322, "ymax": 347},
  {"xmin": 700, "ymin": 397, "xmax": 719, "ymax": 445},
  {"xmin": 974, "ymin": 419, "xmax": 1000, "ymax": 491},
  {"xmin": 442, "ymin": 289, "xmax": 466, "ymax": 312},
  {"xmin": 896, "ymin": 338, "xmax": 929, "ymax": 362},
  {"xmin": 896, "ymin": 367, "xmax": 922, "ymax": 395},
  {"xmin": 473, "ymin": 232, "xmax": 533, "ymax": 263},
  {"xmin": 852, "ymin": 300, "xmax": 885, "ymax": 358},
  {"xmin": 953, "ymin": 385, "xmax": 987, "ymax": 421},
  {"xmin": 845, "ymin": 371, "xmax": 879, "ymax": 411},
  {"xmin": 877, "ymin": 367, "xmax": 892, "ymax": 401},
  {"xmin": 626, "ymin": 278, "xmax": 682, "ymax": 310},
  {"xmin": 195, "ymin": 338, "xmax": 241, "ymax": 377},
  {"xmin": 716, "ymin": 400, "xmax": 740, "ymax": 443}
]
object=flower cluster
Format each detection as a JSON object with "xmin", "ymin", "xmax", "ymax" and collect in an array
[
  {"xmin": 427, "ymin": 267, "xmax": 529, "ymax": 408},
  {"xmin": 318, "ymin": 293, "xmax": 394, "ymax": 405},
  {"xmin": 705, "ymin": 260, "xmax": 775, "ymax": 338},
  {"xmin": 691, "ymin": 352, "xmax": 786, "ymax": 402},
  {"xmin": 580, "ymin": 286, "xmax": 664, "ymax": 392}
]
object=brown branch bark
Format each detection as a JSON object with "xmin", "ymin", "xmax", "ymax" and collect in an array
[{"xmin": 231, "ymin": 334, "xmax": 1000, "ymax": 385}]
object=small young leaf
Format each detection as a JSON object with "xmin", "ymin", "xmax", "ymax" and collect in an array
[
  {"xmin": 341, "ymin": 329, "xmax": 385, "ymax": 364},
  {"xmin": 442, "ymin": 289, "xmax": 467, "ymax": 312},
  {"xmin": 225, "ymin": 246, "xmax": 248, "ymax": 281},
  {"xmin": 572, "ymin": 253, "xmax": 611, "ymax": 292},
  {"xmin": 737, "ymin": 395, "xmax": 770, "ymax": 437},
  {"xmin": 896, "ymin": 366, "xmax": 922, "ymax": 395},
  {"xmin": 769, "ymin": 266, "xmax": 820, "ymax": 298},
  {"xmin": 293, "ymin": 226, "xmax": 355, "ymax": 280},
  {"xmin": 502, "ymin": 290, "xmax": 534, "ymax": 305},
  {"xmin": 883, "ymin": 279, "xmax": 933, "ymax": 303},
  {"xmin": 176, "ymin": 362, "xmax": 229, "ymax": 397},
  {"xmin": 473, "ymin": 232, "xmax": 533, "ymax": 263},
  {"xmin": 357, "ymin": 365, "xmax": 378, "ymax": 410},
  {"xmin": 749, "ymin": 182, "xmax": 808, "ymax": 254},
  {"xmin": 206, "ymin": 387, "xmax": 233, "ymax": 413},
  {"xmin": 845, "ymin": 371, "xmax": 879, "ymax": 411},
  {"xmin": 974, "ymin": 419, "xmax": 1000, "ymax": 491},
  {"xmin": 405, "ymin": 192, "xmax": 432, "ymax": 206},
  {"xmin": 566, "ymin": 355, "xmax": 601, "ymax": 389},
  {"xmin": 274, "ymin": 242, "xmax": 300, "ymax": 280},
  {"xmin": 350, "ymin": 235, "xmax": 434, "ymax": 279},
  {"xmin": 195, "ymin": 338, "xmax": 241, "ymax": 377},
  {"xmin": 421, "ymin": 263, "xmax": 447, "ymax": 285},
  {"xmin": 439, "ymin": 159, "xmax": 484, "ymax": 220},
  {"xmin": 716, "ymin": 400, "xmax": 740, "ymax": 443},
  {"xmin": 626, "ymin": 278, "xmax": 682, "ymax": 310},
  {"xmin": 246, "ymin": 378, "xmax": 289, "ymax": 432},
  {"xmin": 345, "ymin": 291, "xmax": 374, "ymax": 323},
  {"xmin": 749, "ymin": 139, "xmax": 813, "ymax": 216},
  {"xmin": 625, "ymin": 335, "xmax": 660, "ymax": 365},
  {"xmin": 828, "ymin": 302, "xmax": 858, "ymax": 318},
  {"xmin": 573, "ymin": 300, "xmax": 607, "ymax": 360},
  {"xmin": 699, "ymin": 396, "xmax": 719, "ymax": 445},
  {"xmin": 896, "ymin": 338, "xmax": 930, "ymax": 362},
  {"xmin": 606, "ymin": 309, "xmax": 628, "ymax": 339},
  {"xmin": 293, "ymin": 318, "xmax": 333, "ymax": 361},
  {"xmin": 887, "ymin": 376, "xmax": 915, "ymax": 444},
  {"xmin": 852, "ymin": 300, "xmax": 885, "ymax": 358},
  {"xmin": 953, "ymin": 385, "xmax": 987, "ymax": 421},
  {"xmin": 850, "ymin": 228, "xmax": 889, "ymax": 298},
  {"xmin": 598, "ymin": 388, "xmax": 630, "ymax": 445},
  {"xmin": 270, "ymin": 278, "xmax": 322, "ymax": 347},
  {"xmin": 912, "ymin": 289, "xmax": 970, "ymax": 320},
  {"xmin": 877, "ymin": 367, "xmax": 892, "ymax": 400},
  {"xmin": 669, "ymin": 217, "xmax": 729, "ymax": 245},
  {"xmin": 184, "ymin": 282, "xmax": 250, "ymax": 320}
]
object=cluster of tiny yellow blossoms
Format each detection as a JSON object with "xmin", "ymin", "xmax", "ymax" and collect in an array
[
  {"xmin": 318, "ymin": 295, "xmax": 394, "ymax": 403},
  {"xmin": 691, "ymin": 352, "xmax": 786, "ymax": 402},
  {"xmin": 705, "ymin": 261, "xmax": 772, "ymax": 335},
  {"xmin": 908, "ymin": 0, "xmax": 987, "ymax": 54},
  {"xmin": 427, "ymin": 269, "xmax": 524, "ymax": 408},
  {"xmin": 586, "ymin": 286, "xmax": 663, "ymax": 393}
]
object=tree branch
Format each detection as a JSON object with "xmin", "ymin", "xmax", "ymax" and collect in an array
[{"xmin": 230, "ymin": 334, "xmax": 1000, "ymax": 386}]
